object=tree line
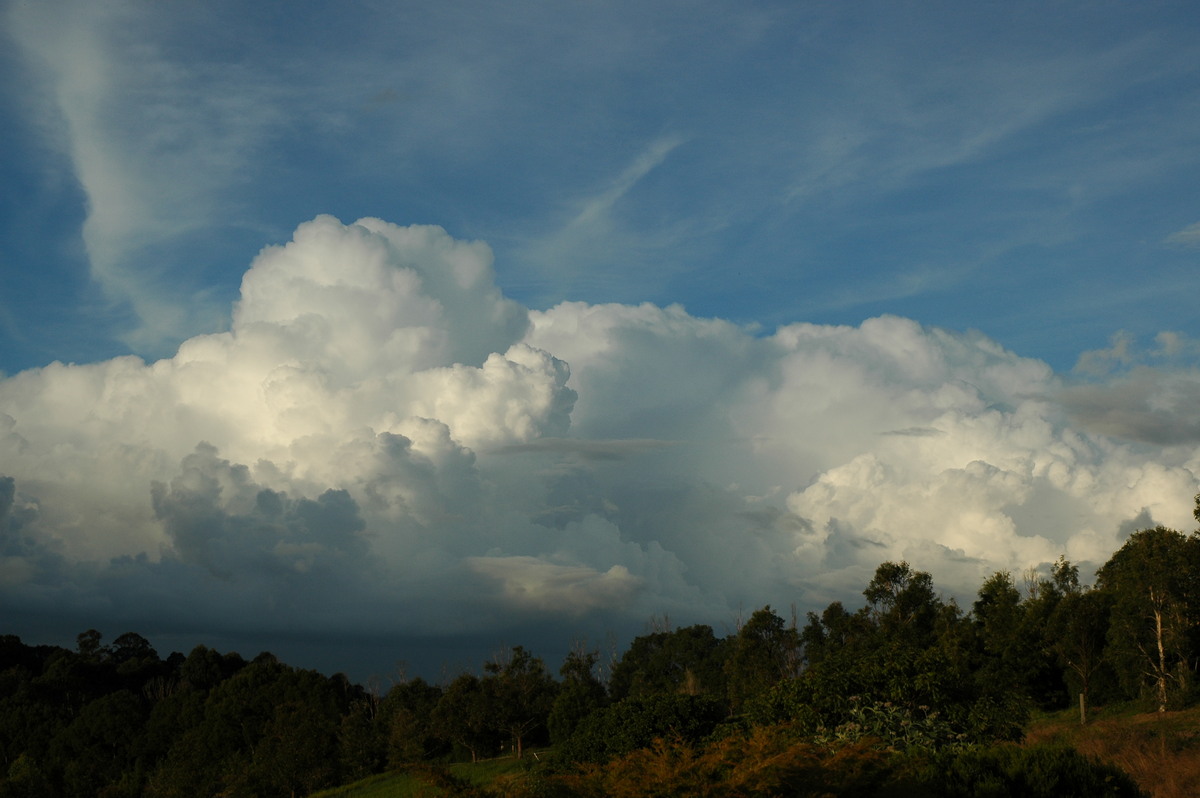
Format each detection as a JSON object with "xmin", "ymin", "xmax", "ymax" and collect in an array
[{"xmin": 1, "ymin": 496, "xmax": 1197, "ymax": 797}]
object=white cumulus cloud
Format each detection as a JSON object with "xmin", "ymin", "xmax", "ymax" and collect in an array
[{"xmin": 0, "ymin": 216, "xmax": 1197, "ymax": 675}]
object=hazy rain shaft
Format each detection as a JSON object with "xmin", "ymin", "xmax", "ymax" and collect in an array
[{"xmin": 1, "ymin": 216, "xmax": 1197, "ymax": 674}]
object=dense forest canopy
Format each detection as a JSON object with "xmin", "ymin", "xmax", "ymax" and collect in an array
[{"xmin": 2, "ymin": 497, "xmax": 1197, "ymax": 797}]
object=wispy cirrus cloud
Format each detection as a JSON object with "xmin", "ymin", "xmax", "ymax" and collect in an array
[{"xmin": 8, "ymin": 0, "xmax": 292, "ymax": 351}]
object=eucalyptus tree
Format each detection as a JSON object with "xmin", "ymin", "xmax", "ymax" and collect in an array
[
  {"xmin": 863, "ymin": 560, "xmax": 942, "ymax": 647},
  {"xmin": 1097, "ymin": 525, "xmax": 1200, "ymax": 711},
  {"xmin": 1051, "ymin": 586, "xmax": 1113, "ymax": 723}
]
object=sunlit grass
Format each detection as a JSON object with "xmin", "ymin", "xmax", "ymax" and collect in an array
[
  {"xmin": 1027, "ymin": 703, "xmax": 1200, "ymax": 798},
  {"xmin": 311, "ymin": 770, "xmax": 430, "ymax": 797},
  {"xmin": 311, "ymin": 752, "xmax": 546, "ymax": 798},
  {"xmin": 318, "ymin": 708, "xmax": 1200, "ymax": 798}
]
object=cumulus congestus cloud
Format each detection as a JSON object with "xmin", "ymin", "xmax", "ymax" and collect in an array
[
  {"xmin": 0, "ymin": 216, "xmax": 1197, "ymax": 671},
  {"xmin": 0, "ymin": 217, "xmax": 580, "ymax": 631}
]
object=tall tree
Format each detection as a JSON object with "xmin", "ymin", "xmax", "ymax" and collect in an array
[
  {"xmin": 483, "ymin": 646, "xmax": 557, "ymax": 759},
  {"xmin": 1097, "ymin": 525, "xmax": 1200, "ymax": 711},
  {"xmin": 973, "ymin": 570, "xmax": 1044, "ymax": 700},
  {"xmin": 800, "ymin": 601, "xmax": 873, "ymax": 668},
  {"xmin": 864, "ymin": 561, "xmax": 941, "ymax": 646},
  {"xmin": 548, "ymin": 647, "xmax": 607, "ymax": 744},
  {"xmin": 431, "ymin": 674, "xmax": 495, "ymax": 763},
  {"xmin": 49, "ymin": 689, "xmax": 146, "ymax": 797},
  {"xmin": 723, "ymin": 606, "xmax": 800, "ymax": 713},
  {"xmin": 1051, "ymin": 587, "xmax": 1112, "ymax": 723},
  {"xmin": 1015, "ymin": 561, "xmax": 1073, "ymax": 709},
  {"xmin": 608, "ymin": 625, "xmax": 727, "ymax": 701},
  {"xmin": 247, "ymin": 697, "xmax": 340, "ymax": 797},
  {"xmin": 381, "ymin": 677, "xmax": 444, "ymax": 766}
]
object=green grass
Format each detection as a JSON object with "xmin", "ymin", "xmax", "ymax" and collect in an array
[{"xmin": 311, "ymin": 770, "xmax": 429, "ymax": 798}]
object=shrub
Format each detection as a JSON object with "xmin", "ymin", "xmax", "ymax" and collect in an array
[{"xmin": 916, "ymin": 744, "xmax": 1146, "ymax": 798}]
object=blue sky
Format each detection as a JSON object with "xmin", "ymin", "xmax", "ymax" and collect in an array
[
  {"xmin": 2, "ymin": 1, "xmax": 1199, "ymax": 677},
  {"xmin": 5, "ymin": 0, "xmax": 1198, "ymax": 374}
]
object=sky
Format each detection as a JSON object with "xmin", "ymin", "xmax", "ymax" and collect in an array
[{"xmin": 1, "ymin": 0, "xmax": 1199, "ymax": 681}]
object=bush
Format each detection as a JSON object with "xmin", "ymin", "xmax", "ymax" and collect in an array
[{"xmin": 916, "ymin": 744, "xmax": 1146, "ymax": 798}]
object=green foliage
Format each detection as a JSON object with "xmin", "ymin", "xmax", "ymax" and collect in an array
[
  {"xmin": 381, "ymin": 676, "xmax": 445, "ymax": 766},
  {"xmin": 178, "ymin": 644, "xmax": 245, "ymax": 692},
  {"xmin": 800, "ymin": 600, "xmax": 875, "ymax": 667},
  {"xmin": 339, "ymin": 699, "xmax": 384, "ymax": 782},
  {"xmin": 1098, "ymin": 525, "xmax": 1200, "ymax": 711},
  {"xmin": 920, "ymin": 743, "xmax": 1146, "ymax": 797},
  {"xmin": 749, "ymin": 677, "xmax": 1026, "ymax": 753},
  {"xmin": 554, "ymin": 693, "xmax": 727, "ymax": 764},
  {"xmin": 548, "ymin": 650, "xmax": 606, "ymax": 745},
  {"xmin": 144, "ymin": 655, "xmax": 353, "ymax": 797},
  {"xmin": 813, "ymin": 696, "xmax": 967, "ymax": 750},
  {"xmin": 607, "ymin": 625, "xmax": 726, "ymax": 701},
  {"xmin": 972, "ymin": 571, "xmax": 1026, "ymax": 690},
  {"xmin": 969, "ymin": 569, "xmax": 1068, "ymax": 710},
  {"xmin": 433, "ymin": 673, "xmax": 500, "ymax": 763},
  {"xmin": 749, "ymin": 563, "xmax": 1031, "ymax": 751},
  {"xmin": 1051, "ymin": 586, "xmax": 1116, "ymax": 715},
  {"xmin": 484, "ymin": 646, "xmax": 558, "ymax": 759},
  {"xmin": 50, "ymin": 689, "xmax": 146, "ymax": 796},
  {"xmin": 7, "ymin": 520, "xmax": 1200, "ymax": 797},
  {"xmin": 723, "ymin": 606, "xmax": 800, "ymax": 713},
  {"xmin": 864, "ymin": 561, "xmax": 941, "ymax": 646}
]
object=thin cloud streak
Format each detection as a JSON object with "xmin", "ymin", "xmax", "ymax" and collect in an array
[
  {"xmin": 1165, "ymin": 221, "xmax": 1200, "ymax": 248},
  {"xmin": 517, "ymin": 136, "xmax": 688, "ymax": 297},
  {"xmin": 569, "ymin": 137, "xmax": 685, "ymax": 230}
]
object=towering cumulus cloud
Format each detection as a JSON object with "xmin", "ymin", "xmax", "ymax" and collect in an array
[{"xmin": 0, "ymin": 216, "xmax": 1196, "ymax": 672}]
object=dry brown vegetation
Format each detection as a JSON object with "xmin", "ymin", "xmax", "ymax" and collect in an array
[
  {"xmin": 1026, "ymin": 705, "xmax": 1200, "ymax": 798},
  {"xmin": 546, "ymin": 729, "xmax": 912, "ymax": 798}
]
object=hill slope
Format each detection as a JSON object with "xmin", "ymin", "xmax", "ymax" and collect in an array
[{"xmin": 1026, "ymin": 705, "xmax": 1200, "ymax": 798}]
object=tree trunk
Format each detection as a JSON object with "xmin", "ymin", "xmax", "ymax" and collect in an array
[{"xmin": 1152, "ymin": 593, "xmax": 1168, "ymax": 713}]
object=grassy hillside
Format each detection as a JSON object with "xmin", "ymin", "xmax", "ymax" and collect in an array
[
  {"xmin": 1026, "ymin": 703, "xmax": 1200, "ymax": 798},
  {"xmin": 316, "ymin": 708, "xmax": 1200, "ymax": 798}
]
